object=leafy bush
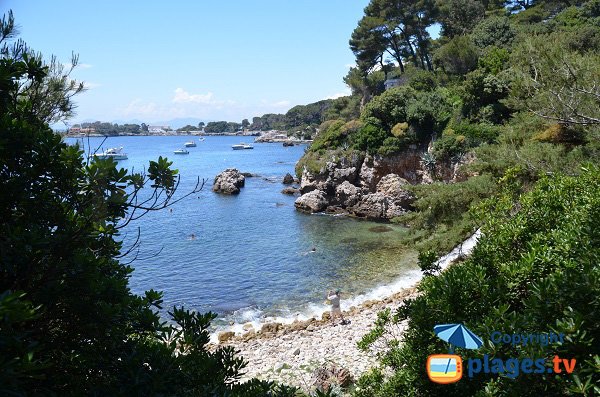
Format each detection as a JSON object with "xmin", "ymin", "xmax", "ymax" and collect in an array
[
  {"xmin": 471, "ymin": 16, "xmax": 516, "ymax": 49},
  {"xmin": 352, "ymin": 121, "xmax": 390, "ymax": 152},
  {"xmin": 461, "ymin": 69, "xmax": 511, "ymax": 123},
  {"xmin": 310, "ymin": 119, "xmax": 347, "ymax": 153},
  {"xmin": 406, "ymin": 88, "xmax": 454, "ymax": 139},
  {"xmin": 478, "ymin": 46, "xmax": 510, "ymax": 75},
  {"xmin": 432, "ymin": 133, "xmax": 467, "ymax": 161},
  {"xmin": 359, "ymin": 167, "xmax": 600, "ymax": 396},
  {"xmin": 361, "ymin": 86, "xmax": 416, "ymax": 131},
  {"xmin": 447, "ymin": 121, "xmax": 503, "ymax": 147},
  {"xmin": 399, "ymin": 175, "xmax": 498, "ymax": 231},
  {"xmin": 433, "ymin": 35, "xmax": 479, "ymax": 75}
]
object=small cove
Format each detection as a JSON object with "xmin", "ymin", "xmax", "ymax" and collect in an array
[{"xmin": 66, "ymin": 135, "xmax": 420, "ymax": 329}]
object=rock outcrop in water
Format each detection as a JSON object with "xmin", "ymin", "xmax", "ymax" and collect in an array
[
  {"xmin": 213, "ymin": 168, "xmax": 246, "ymax": 194},
  {"xmin": 294, "ymin": 148, "xmax": 472, "ymax": 220},
  {"xmin": 282, "ymin": 173, "xmax": 294, "ymax": 184},
  {"xmin": 295, "ymin": 190, "xmax": 329, "ymax": 213}
]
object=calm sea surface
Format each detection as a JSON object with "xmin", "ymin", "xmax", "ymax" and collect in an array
[{"xmin": 66, "ymin": 135, "xmax": 420, "ymax": 328}]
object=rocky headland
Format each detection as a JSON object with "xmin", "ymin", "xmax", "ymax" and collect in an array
[{"xmin": 294, "ymin": 148, "xmax": 472, "ymax": 219}]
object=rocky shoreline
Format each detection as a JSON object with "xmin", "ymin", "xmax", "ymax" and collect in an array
[
  {"xmin": 213, "ymin": 231, "xmax": 481, "ymax": 392},
  {"xmin": 219, "ymin": 287, "xmax": 418, "ymax": 391},
  {"xmin": 294, "ymin": 149, "xmax": 473, "ymax": 220}
]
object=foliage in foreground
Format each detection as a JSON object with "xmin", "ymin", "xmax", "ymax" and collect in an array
[
  {"xmin": 356, "ymin": 167, "xmax": 600, "ymax": 396},
  {"xmin": 0, "ymin": 12, "xmax": 299, "ymax": 396}
]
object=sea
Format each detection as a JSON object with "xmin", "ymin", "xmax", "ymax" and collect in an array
[{"xmin": 65, "ymin": 135, "xmax": 422, "ymax": 336}]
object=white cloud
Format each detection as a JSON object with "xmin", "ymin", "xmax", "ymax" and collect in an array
[
  {"xmin": 324, "ymin": 90, "xmax": 351, "ymax": 100},
  {"xmin": 78, "ymin": 63, "xmax": 93, "ymax": 69},
  {"xmin": 172, "ymin": 88, "xmax": 214, "ymax": 104},
  {"xmin": 118, "ymin": 91, "xmax": 293, "ymax": 122}
]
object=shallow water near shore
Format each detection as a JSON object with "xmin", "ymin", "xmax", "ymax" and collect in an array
[{"xmin": 66, "ymin": 135, "xmax": 420, "ymax": 330}]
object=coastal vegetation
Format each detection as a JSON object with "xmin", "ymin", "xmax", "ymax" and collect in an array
[
  {"xmin": 307, "ymin": 0, "xmax": 599, "ymax": 395},
  {"xmin": 296, "ymin": 0, "xmax": 600, "ymax": 256},
  {"xmin": 2, "ymin": 0, "xmax": 600, "ymax": 394}
]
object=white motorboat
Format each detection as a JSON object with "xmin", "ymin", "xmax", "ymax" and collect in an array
[
  {"xmin": 184, "ymin": 141, "xmax": 197, "ymax": 147},
  {"xmin": 232, "ymin": 143, "xmax": 254, "ymax": 150},
  {"xmin": 91, "ymin": 147, "xmax": 128, "ymax": 160},
  {"xmin": 198, "ymin": 137, "xmax": 205, "ymax": 142},
  {"xmin": 174, "ymin": 148, "xmax": 189, "ymax": 154}
]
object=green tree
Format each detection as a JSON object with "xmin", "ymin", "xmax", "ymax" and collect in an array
[
  {"xmin": 471, "ymin": 16, "xmax": 516, "ymax": 49},
  {"xmin": 433, "ymin": 35, "xmax": 479, "ymax": 75},
  {"xmin": 509, "ymin": 33, "xmax": 600, "ymax": 126},
  {"xmin": 361, "ymin": 86, "xmax": 416, "ymax": 131},
  {"xmin": 437, "ymin": 0, "xmax": 485, "ymax": 37},
  {"xmin": 343, "ymin": 66, "xmax": 386, "ymax": 108}
]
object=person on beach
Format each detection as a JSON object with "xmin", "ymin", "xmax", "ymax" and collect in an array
[{"xmin": 327, "ymin": 289, "xmax": 348, "ymax": 325}]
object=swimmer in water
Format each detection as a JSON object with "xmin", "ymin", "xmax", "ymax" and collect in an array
[{"xmin": 189, "ymin": 233, "xmax": 196, "ymax": 240}]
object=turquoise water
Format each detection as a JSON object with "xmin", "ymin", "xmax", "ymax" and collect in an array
[{"xmin": 66, "ymin": 135, "xmax": 420, "ymax": 327}]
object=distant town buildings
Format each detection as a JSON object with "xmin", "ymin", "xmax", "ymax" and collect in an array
[
  {"xmin": 68, "ymin": 125, "xmax": 96, "ymax": 134},
  {"xmin": 148, "ymin": 126, "xmax": 171, "ymax": 134}
]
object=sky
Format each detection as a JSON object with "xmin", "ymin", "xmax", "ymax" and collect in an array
[{"xmin": 2, "ymin": 0, "xmax": 371, "ymax": 126}]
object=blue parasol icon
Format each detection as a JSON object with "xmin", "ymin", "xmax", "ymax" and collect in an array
[{"xmin": 434, "ymin": 323, "xmax": 483, "ymax": 350}]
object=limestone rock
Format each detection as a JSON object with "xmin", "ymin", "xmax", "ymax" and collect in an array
[
  {"xmin": 218, "ymin": 331, "xmax": 235, "ymax": 343},
  {"xmin": 281, "ymin": 186, "xmax": 300, "ymax": 195},
  {"xmin": 359, "ymin": 155, "xmax": 377, "ymax": 191},
  {"xmin": 282, "ymin": 173, "xmax": 294, "ymax": 184},
  {"xmin": 295, "ymin": 190, "xmax": 329, "ymax": 213},
  {"xmin": 212, "ymin": 168, "xmax": 245, "ymax": 194},
  {"xmin": 376, "ymin": 173, "xmax": 414, "ymax": 209},
  {"xmin": 335, "ymin": 181, "xmax": 361, "ymax": 208},
  {"xmin": 350, "ymin": 193, "xmax": 388, "ymax": 219},
  {"xmin": 261, "ymin": 322, "xmax": 281, "ymax": 334}
]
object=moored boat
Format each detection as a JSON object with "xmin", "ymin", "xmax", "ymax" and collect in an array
[
  {"xmin": 184, "ymin": 141, "xmax": 197, "ymax": 147},
  {"xmin": 174, "ymin": 148, "xmax": 189, "ymax": 154},
  {"xmin": 232, "ymin": 142, "xmax": 254, "ymax": 150},
  {"xmin": 91, "ymin": 147, "xmax": 128, "ymax": 160}
]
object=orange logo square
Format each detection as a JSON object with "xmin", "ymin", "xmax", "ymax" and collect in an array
[{"xmin": 427, "ymin": 354, "xmax": 463, "ymax": 384}]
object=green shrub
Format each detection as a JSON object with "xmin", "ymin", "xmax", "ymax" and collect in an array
[
  {"xmin": 478, "ymin": 46, "xmax": 510, "ymax": 75},
  {"xmin": 448, "ymin": 121, "xmax": 503, "ymax": 147},
  {"xmin": 361, "ymin": 86, "xmax": 416, "ymax": 131},
  {"xmin": 406, "ymin": 88, "xmax": 454, "ymax": 140},
  {"xmin": 433, "ymin": 35, "xmax": 479, "ymax": 75},
  {"xmin": 432, "ymin": 133, "xmax": 467, "ymax": 161},
  {"xmin": 352, "ymin": 121, "xmax": 390, "ymax": 152},
  {"xmin": 310, "ymin": 119, "xmax": 347, "ymax": 153},
  {"xmin": 471, "ymin": 16, "xmax": 516, "ymax": 49},
  {"xmin": 359, "ymin": 167, "xmax": 600, "ymax": 396}
]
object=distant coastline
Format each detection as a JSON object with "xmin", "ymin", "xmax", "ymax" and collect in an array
[{"xmin": 63, "ymin": 131, "xmax": 261, "ymax": 138}]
